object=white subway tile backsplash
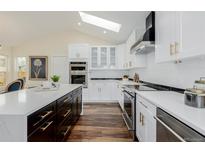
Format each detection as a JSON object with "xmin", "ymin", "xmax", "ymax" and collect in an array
[{"xmin": 129, "ymin": 52, "xmax": 205, "ymax": 89}]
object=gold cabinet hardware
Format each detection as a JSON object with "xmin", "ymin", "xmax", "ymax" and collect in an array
[
  {"xmin": 40, "ymin": 121, "xmax": 53, "ymax": 132},
  {"xmin": 140, "ymin": 112, "xmax": 142, "ymax": 123},
  {"xmin": 63, "ymin": 109, "xmax": 71, "ymax": 117},
  {"xmin": 39, "ymin": 111, "xmax": 53, "ymax": 119},
  {"xmin": 142, "ymin": 114, "xmax": 145, "ymax": 126},
  {"xmin": 63, "ymin": 98, "xmax": 69, "ymax": 103}
]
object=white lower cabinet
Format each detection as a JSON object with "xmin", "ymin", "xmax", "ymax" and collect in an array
[
  {"xmin": 85, "ymin": 80, "xmax": 119, "ymax": 102},
  {"xmin": 136, "ymin": 95, "xmax": 156, "ymax": 142}
]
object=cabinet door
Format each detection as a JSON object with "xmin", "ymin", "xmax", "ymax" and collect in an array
[
  {"xmin": 88, "ymin": 81, "xmax": 100, "ymax": 101},
  {"xmin": 109, "ymin": 47, "xmax": 116, "ymax": 67},
  {"xmin": 178, "ymin": 12, "xmax": 205, "ymax": 59},
  {"xmin": 136, "ymin": 97, "xmax": 156, "ymax": 142},
  {"xmin": 136, "ymin": 103, "xmax": 146, "ymax": 142},
  {"xmin": 28, "ymin": 117, "xmax": 56, "ymax": 142},
  {"xmin": 100, "ymin": 47, "xmax": 108, "ymax": 68},
  {"xmin": 155, "ymin": 12, "xmax": 177, "ymax": 63},
  {"xmin": 144, "ymin": 109, "xmax": 156, "ymax": 142},
  {"xmin": 99, "ymin": 82, "xmax": 111, "ymax": 101},
  {"xmin": 91, "ymin": 47, "xmax": 98, "ymax": 68}
]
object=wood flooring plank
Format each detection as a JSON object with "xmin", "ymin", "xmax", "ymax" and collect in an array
[{"xmin": 67, "ymin": 103, "xmax": 132, "ymax": 142}]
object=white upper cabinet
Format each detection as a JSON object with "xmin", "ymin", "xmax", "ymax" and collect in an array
[
  {"xmin": 100, "ymin": 47, "xmax": 108, "ymax": 67},
  {"xmin": 91, "ymin": 47, "xmax": 98, "ymax": 68},
  {"xmin": 178, "ymin": 12, "xmax": 205, "ymax": 59},
  {"xmin": 155, "ymin": 11, "xmax": 205, "ymax": 63},
  {"xmin": 110, "ymin": 47, "xmax": 116, "ymax": 67},
  {"xmin": 68, "ymin": 44, "xmax": 89, "ymax": 60},
  {"xmin": 155, "ymin": 12, "xmax": 177, "ymax": 63},
  {"xmin": 90, "ymin": 46, "xmax": 117, "ymax": 69}
]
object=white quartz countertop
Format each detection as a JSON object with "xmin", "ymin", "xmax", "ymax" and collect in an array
[
  {"xmin": 0, "ymin": 84, "xmax": 82, "ymax": 116},
  {"xmin": 136, "ymin": 91, "xmax": 205, "ymax": 136}
]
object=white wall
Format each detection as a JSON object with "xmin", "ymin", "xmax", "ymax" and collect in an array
[
  {"xmin": 129, "ymin": 52, "xmax": 205, "ymax": 89},
  {"xmin": 12, "ymin": 30, "xmax": 112, "ymax": 86}
]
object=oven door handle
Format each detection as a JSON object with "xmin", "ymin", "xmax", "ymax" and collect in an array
[
  {"xmin": 122, "ymin": 113, "xmax": 133, "ymax": 131},
  {"xmin": 154, "ymin": 116, "xmax": 186, "ymax": 142}
]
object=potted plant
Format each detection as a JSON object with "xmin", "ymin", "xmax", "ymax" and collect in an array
[{"xmin": 51, "ymin": 75, "xmax": 60, "ymax": 88}]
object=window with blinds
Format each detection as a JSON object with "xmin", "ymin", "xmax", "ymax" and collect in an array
[
  {"xmin": 16, "ymin": 57, "xmax": 27, "ymax": 79},
  {"xmin": 0, "ymin": 55, "xmax": 7, "ymax": 86}
]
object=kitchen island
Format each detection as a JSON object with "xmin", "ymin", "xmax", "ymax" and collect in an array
[{"xmin": 0, "ymin": 84, "xmax": 82, "ymax": 142}]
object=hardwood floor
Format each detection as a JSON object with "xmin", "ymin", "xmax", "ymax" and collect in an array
[{"xmin": 67, "ymin": 103, "xmax": 133, "ymax": 142}]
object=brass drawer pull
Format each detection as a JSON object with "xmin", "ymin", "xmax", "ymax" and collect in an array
[
  {"xmin": 62, "ymin": 126, "xmax": 72, "ymax": 136},
  {"xmin": 33, "ymin": 111, "xmax": 53, "ymax": 126},
  {"xmin": 63, "ymin": 109, "xmax": 71, "ymax": 117},
  {"xmin": 142, "ymin": 114, "xmax": 144, "ymax": 126},
  {"xmin": 40, "ymin": 121, "xmax": 53, "ymax": 132},
  {"xmin": 40, "ymin": 111, "xmax": 53, "ymax": 119},
  {"xmin": 140, "ymin": 112, "xmax": 142, "ymax": 123},
  {"xmin": 63, "ymin": 98, "xmax": 69, "ymax": 103}
]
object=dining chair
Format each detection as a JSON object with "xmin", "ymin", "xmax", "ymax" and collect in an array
[
  {"xmin": 5, "ymin": 80, "xmax": 22, "ymax": 92},
  {"xmin": 17, "ymin": 78, "xmax": 25, "ymax": 89}
]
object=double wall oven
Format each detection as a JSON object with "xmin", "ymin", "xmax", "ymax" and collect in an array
[{"xmin": 69, "ymin": 62, "xmax": 88, "ymax": 88}]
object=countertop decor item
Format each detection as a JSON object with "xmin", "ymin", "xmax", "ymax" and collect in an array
[
  {"xmin": 51, "ymin": 75, "xmax": 60, "ymax": 88},
  {"xmin": 122, "ymin": 75, "xmax": 129, "ymax": 81},
  {"xmin": 29, "ymin": 56, "xmax": 48, "ymax": 81},
  {"xmin": 133, "ymin": 73, "xmax": 139, "ymax": 83},
  {"xmin": 51, "ymin": 75, "xmax": 60, "ymax": 82},
  {"xmin": 195, "ymin": 77, "xmax": 205, "ymax": 84},
  {"xmin": 184, "ymin": 86, "xmax": 205, "ymax": 108}
]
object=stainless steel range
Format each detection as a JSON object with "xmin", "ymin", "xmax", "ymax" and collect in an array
[
  {"xmin": 69, "ymin": 61, "xmax": 88, "ymax": 88},
  {"xmin": 122, "ymin": 84, "xmax": 167, "ymax": 141}
]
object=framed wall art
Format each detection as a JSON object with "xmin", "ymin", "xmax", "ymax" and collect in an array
[{"xmin": 29, "ymin": 56, "xmax": 48, "ymax": 80}]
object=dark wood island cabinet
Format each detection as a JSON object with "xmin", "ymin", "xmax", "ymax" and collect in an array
[{"xmin": 27, "ymin": 87, "xmax": 82, "ymax": 142}]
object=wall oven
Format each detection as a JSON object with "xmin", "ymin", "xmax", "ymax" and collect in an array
[
  {"xmin": 156, "ymin": 108, "xmax": 205, "ymax": 142},
  {"xmin": 122, "ymin": 89, "xmax": 136, "ymax": 140},
  {"xmin": 69, "ymin": 62, "xmax": 88, "ymax": 88}
]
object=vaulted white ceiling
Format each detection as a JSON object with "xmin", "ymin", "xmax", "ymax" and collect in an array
[{"xmin": 0, "ymin": 11, "xmax": 149, "ymax": 46}]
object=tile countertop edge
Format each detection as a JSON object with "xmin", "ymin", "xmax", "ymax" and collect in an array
[
  {"xmin": 0, "ymin": 84, "xmax": 82, "ymax": 116},
  {"xmin": 136, "ymin": 91, "xmax": 205, "ymax": 136}
]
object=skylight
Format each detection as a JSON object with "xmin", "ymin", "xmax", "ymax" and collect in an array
[{"xmin": 79, "ymin": 12, "xmax": 121, "ymax": 33}]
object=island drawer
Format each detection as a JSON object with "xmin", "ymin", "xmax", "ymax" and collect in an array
[
  {"xmin": 27, "ymin": 102, "xmax": 56, "ymax": 135},
  {"xmin": 56, "ymin": 106, "xmax": 72, "ymax": 125},
  {"xmin": 57, "ymin": 94, "xmax": 72, "ymax": 112},
  {"xmin": 28, "ymin": 116, "xmax": 56, "ymax": 142},
  {"xmin": 56, "ymin": 116, "xmax": 73, "ymax": 141}
]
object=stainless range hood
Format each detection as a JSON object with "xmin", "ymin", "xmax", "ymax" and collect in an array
[{"xmin": 130, "ymin": 11, "xmax": 155, "ymax": 54}]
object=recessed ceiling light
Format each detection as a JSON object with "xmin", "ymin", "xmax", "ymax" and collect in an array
[
  {"xmin": 78, "ymin": 22, "xmax": 81, "ymax": 26},
  {"xmin": 103, "ymin": 30, "xmax": 107, "ymax": 34},
  {"xmin": 79, "ymin": 11, "xmax": 121, "ymax": 33}
]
